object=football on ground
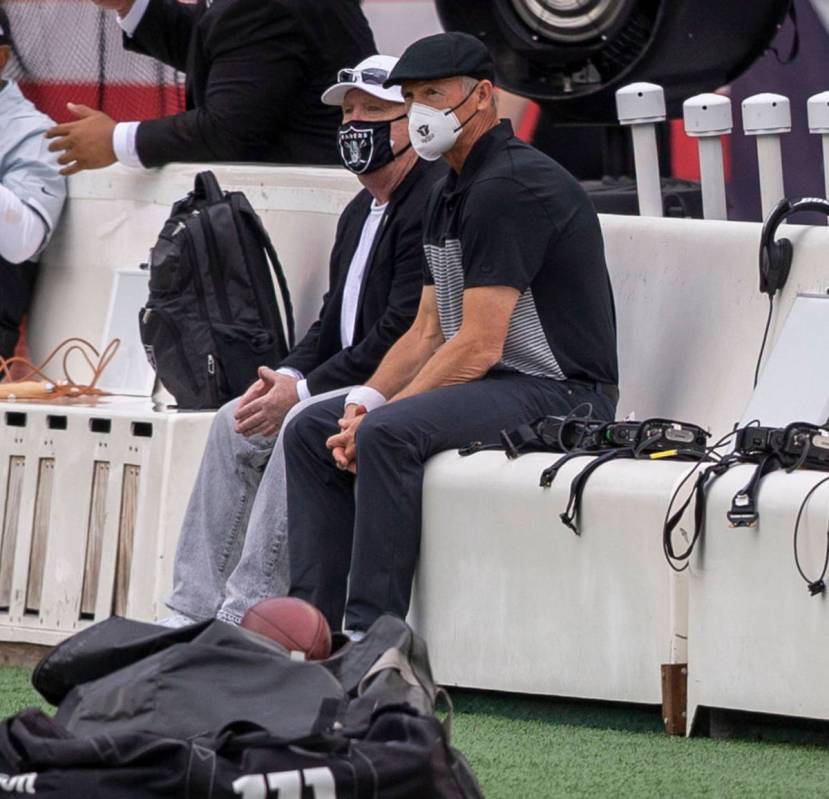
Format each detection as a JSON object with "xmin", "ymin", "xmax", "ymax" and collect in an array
[{"xmin": 241, "ymin": 597, "xmax": 332, "ymax": 660}]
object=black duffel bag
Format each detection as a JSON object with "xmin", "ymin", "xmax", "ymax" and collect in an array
[{"xmin": 0, "ymin": 616, "xmax": 482, "ymax": 798}]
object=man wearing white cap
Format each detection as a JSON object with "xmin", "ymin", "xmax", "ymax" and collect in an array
[
  {"xmin": 160, "ymin": 56, "xmax": 446, "ymax": 627},
  {"xmin": 0, "ymin": 10, "xmax": 66, "ymax": 359}
]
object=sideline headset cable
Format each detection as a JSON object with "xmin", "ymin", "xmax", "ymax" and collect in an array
[
  {"xmin": 752, "ymin": 295, "xmax": 774, "ymax": 389},
  {"xmin": 661, "ymin": 425, "xmax": 755, "ymax": 572},
  {"xmin": 792, "ymin": 475, "xmax": 829, "ymax": 597}
]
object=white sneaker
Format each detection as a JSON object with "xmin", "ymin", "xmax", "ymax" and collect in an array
[
  {"xmin": 343, "ymin": 629, "xmax": 366, "ymax": 643},
  {"xmin": 156, "ymin": 612, "xmax": 197, "ymax": 629}
]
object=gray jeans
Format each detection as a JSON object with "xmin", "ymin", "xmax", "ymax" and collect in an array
[{"xmin": 166, "ymin": 387, "xmax": 351, "ymax": 624}]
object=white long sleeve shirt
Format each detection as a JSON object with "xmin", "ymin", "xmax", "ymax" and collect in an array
[
  {"xmin": 0, "ymin": 81, "xmax": 66, "ymax": 264},
  {"xmin": 0, "ymin": 185, "xmax": 47, "ymax": 264},
  {"xmin": 277, "ymin": 201, "xmax": 389, "ymax": 400}
]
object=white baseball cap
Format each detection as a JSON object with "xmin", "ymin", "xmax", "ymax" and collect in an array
[{"xmin": 321, "ymin": 55, "xmax": 403, "ymax": 107}]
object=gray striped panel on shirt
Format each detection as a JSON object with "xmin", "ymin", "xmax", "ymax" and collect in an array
[{"xmin": 424, "ymin": 240, "xmax": 565, "ymax": 380}]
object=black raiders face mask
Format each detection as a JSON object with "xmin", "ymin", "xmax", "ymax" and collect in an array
[{"xmin": 337, "ymin": 115, "xmax": 410, "ymax": 175}]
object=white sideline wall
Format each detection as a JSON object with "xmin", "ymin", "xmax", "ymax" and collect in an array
[
  {"xmin": 603, "ymin": 214, "xmax": 829, "ymax": 438},
  {"xmin": 29, "ymin": 163, "xmax": 360, "ymax": 364},
  {"xmin": 688, "ymin": 466, "xmax": 829, "ymax": 728}
]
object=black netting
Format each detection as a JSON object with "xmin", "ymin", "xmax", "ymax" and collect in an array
[{"xmin": 2, "ymin": 0, "xmax": 185, "ymax": 123}]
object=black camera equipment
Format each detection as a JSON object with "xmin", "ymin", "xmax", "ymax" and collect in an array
[
  {"xmin": 663, "ymin": 420, "xmax": 829, "ymax": 593},
  {"xmin": 539, "ymin": 419, "xmax": 710, "ymax": 490},
  {"xmin": 457, "ymin": 403, "xmax": 600, "ymax": 459},
  {"xmin": 733, "ymin": 425, "xmax": 784, "ymax": 460},
  {"xmin": 547, "ymin": 419, "xmax": 711, "ymax": 536},
  {"xmin": 727, "ymin": 422, "xmax": 829, "ymax": 527},
  {"xmin": 434, "ymin": 0, "xmax": 791, "ymax": 123}
]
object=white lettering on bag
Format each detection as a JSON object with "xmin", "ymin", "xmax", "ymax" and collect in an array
[
  {"xmin": 0, "ymin": 773, "xmax": 36, "ymax": 794},
  {"xmin": 233, "ymin": 767, "xmax": 336, "ymax": 799}
]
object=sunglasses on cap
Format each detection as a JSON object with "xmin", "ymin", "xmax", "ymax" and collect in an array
[{"xmin": 336, "ymin": 67, "xmax": 389, "ymax": 87}]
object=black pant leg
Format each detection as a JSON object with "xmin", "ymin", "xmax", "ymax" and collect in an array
[
  {"xmin": 344, "ymin": 373, "xmax": 612, "ymax": 631},
  {"xmin": 282, "ymin": 395, "xmax": 356, "ymax": 630},
  {"xmin": 0, "ymin": 259, "xmax": 38, "ymax": 360}
]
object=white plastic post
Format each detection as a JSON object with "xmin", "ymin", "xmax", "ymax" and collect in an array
[
  {"xmin": 682, "ymin": 93, "xmax": 732, "ymax": 220},
  {"xmin": 741, "ymin": 93, "xmax": 791, "ymax": 219},
  {"xmin": 807, "ymin": 91, "xmax": 829, "ymax": 200},
  {"xmin": 615, "ymin": 82, "xmax": 666, "ymax": 217}
]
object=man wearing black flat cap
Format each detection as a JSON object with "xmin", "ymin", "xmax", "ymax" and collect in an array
[{"xmin": 283, "ymin": 32, "xmax": 619, "ymax": 635}]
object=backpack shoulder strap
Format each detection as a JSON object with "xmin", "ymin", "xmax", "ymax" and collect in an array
[{"xmin": 239, "ymin": 202, "xmax": 296, "ymax": 349}]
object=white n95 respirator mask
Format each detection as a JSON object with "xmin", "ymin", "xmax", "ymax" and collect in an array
[{"xmin": 407, "ymin": 84, "xmax": 480, "ymax": 161}]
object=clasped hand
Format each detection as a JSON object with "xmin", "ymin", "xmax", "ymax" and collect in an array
[{"xmin": 326, "ymin": 404, "xmax": 367, "ymax": 474}]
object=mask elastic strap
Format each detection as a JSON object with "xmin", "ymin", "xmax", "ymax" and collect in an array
[
  {"xmin": 388, "ymin": 113, "xmax": 412, "ymax": 160},
  {"xmin": 445, "ymin": 82, "xmax": 482, "ymax": 134},
  {"xmin": 391, "ymin": 142, "xmax": 412, "ymax": 159}
]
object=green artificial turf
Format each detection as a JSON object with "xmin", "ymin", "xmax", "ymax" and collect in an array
[
  {"xmin": 1, "ymin": 668, "xmax": 827, "ymax": 798},
  {"xmin": 450, "ymin": 692, "xmax": 829, "ymax": 798}
]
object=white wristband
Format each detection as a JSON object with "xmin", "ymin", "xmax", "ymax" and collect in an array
[
  {"xmin": 345, "ymin": 385, "xmax": 387, "ymax": 412},
  {"xmin": 295, "ymin": 379, "xmax": 311, "ymax": 401}
]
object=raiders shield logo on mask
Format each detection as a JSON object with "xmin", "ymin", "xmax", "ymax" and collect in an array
[{"xmin": 338, "ymin": 125, "xmax": 375, "ymax": 175}]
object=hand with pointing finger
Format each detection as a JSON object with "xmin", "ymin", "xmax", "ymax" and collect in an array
[{"xmin": 45, "ymin": 104, "xmax": 118, "ymax": 176}]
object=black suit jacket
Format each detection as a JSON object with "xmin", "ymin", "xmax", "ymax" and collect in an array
[
  {"xmin": 279, "ymin": 159, "xmax": 448, "ymax": 394},
  {"xmin": 124, "ymin": 0, "xmax": 376, "ymax": 167}
]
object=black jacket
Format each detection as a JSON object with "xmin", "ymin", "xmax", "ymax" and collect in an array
[
  {"xmin": 279, "ymin": 159, "xmax": 447, "ymax": 394},
  {"xmin": 124, "ymin": 0, "xmax": 376, "ymax": 167}
]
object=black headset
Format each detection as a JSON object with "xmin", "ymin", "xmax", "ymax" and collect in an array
[{"xmin": 759, "ymin": 197, "xmax": 829, "ymax": 298}]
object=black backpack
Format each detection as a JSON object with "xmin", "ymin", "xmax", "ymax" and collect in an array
[{"xmin": 139, "ymin": 171, "xmax": 295, "ymax": 410}]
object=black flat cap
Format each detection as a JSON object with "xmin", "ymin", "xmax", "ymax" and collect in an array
[
  {"xmin": 384, "ymin": 32, "xmax": 495, "ymax": 88},
  {"xmin": 0, "ymin": 9, "xmax": 11, "ymax": 47}
]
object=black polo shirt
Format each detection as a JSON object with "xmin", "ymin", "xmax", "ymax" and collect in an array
[{"xmin": 422, "ymin": 120, "xmax": 618, "ymax": 386}]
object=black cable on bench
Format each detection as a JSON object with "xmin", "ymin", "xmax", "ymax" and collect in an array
[{"xmin": 792, "ymin": 475, "xmax": 829, "ymax": 597}]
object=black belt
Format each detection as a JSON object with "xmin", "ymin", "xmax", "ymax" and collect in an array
[{"xmin": 571, "ymin": 380, "xmax": 619, "ymax": 406}]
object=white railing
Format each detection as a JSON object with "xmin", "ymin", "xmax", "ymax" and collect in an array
[{"xmin": 616, "ymin": 82, "xmax": 829, "ymax": 219}]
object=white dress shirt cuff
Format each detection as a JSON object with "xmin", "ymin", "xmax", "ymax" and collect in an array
[
  {"xmin": 0, "ymin": 185, "xmax": 48, "ymax": 264},
  {"xmin": 117, "ymin": 0, "xmax": 151, "ymax": 37},
  {"xmin": 345, "ymin": 386, "xmax": 387, "ymax": 413},
  {"xmin": 275, "ymin": 368, "xmax": 310, "ymax": 401},
  {"xmin": 113, "ymin": 122, "xmax": 144, "ymax": 169}
]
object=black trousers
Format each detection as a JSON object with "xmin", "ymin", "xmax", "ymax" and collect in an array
[
  {"xmin": 283, "ymin": 371, "xmax": 616, "ymax": 632},
  {"xmin": 0, "ymin": 258, "xmax": 38, "ymax": 359}
]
